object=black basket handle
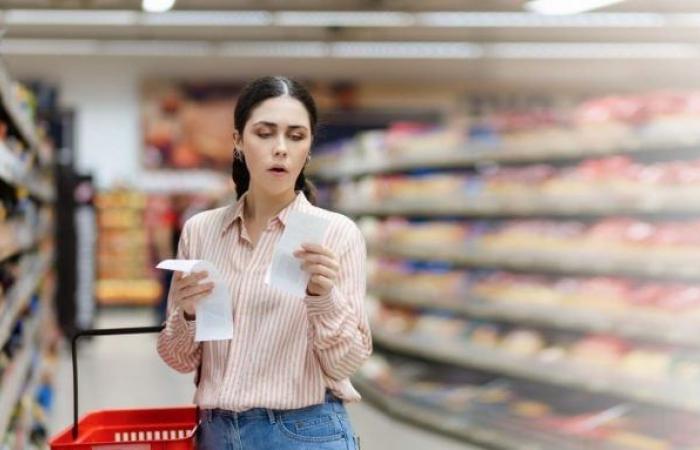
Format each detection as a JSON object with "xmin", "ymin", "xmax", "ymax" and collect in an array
[{"xmin": 71, "ymin": 325, "xmax": 165, "ymax": 441}]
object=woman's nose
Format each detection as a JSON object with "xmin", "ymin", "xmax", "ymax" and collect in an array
[{"xmin": 274, "ymin": 136, "xmax": 288, "ymax": 156}]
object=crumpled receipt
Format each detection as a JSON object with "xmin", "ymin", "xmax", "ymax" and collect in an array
[
  {"xmin": 156, "ymin": 259, "xmax": 233, "ymax": 342},
  {"xmin": 265, "ymin": 210, "xmax": 330, "ymax": 298}
]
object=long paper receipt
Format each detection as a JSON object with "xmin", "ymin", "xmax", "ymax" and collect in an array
[
  {"xmin": 266, "ymin": 210, "xmax": 330, "ymax": 298},
  {"xmin": 156, "ymin": 259, "xmax": 233, "ymax": 342}
]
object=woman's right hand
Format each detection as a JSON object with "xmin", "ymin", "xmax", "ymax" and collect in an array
[{"xmin": 172, "ymin": 271, "xmax": 214, "ymax": 319}]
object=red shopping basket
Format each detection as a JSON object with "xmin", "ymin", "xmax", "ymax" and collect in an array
[{"xmin": 49, "ymin": 325, "xmax": 198, "ymax": 449}]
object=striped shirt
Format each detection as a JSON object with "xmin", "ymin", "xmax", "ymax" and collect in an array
[{"xmin": 157, "ymin": 191, "xmax": 372, "ymax": 411}]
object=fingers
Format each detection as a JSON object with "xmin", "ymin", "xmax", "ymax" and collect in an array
[
  {"xmin": 176, "ymin": 271, "xmax": 209, "ymax": 289},
  {"xmin": 296, "ymin": 243, "xmax": 335, "ymax": 259},
  {"xmin": 307, "ymin": 274, "xmax": 333, "ymax": 296},
  {"xmin": 180, "ymin": 281, "xmax": 214, "ymax": 299},
  {"xmin": 294, "ymin": 252, "xmax": 339, "ymax": 272},
  {"xmin": 301, "ymin": 263, "xmax": 336, "ymax": 280}
]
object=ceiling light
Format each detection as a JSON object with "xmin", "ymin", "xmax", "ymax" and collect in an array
[
  {"xmin": 274, "ymin": 11, "xmax": 414, "ymax": 27},
  {"xmin": 526, "ymin": 0, "xmax": 626, "ymax": 15},
  {"xmin": 142, "ymin": 0, "xmax": 176, "ymax": 14}
]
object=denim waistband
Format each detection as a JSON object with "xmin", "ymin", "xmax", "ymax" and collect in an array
[{"xmin": 199, "ymin": 391, "xmax": 343, "ymax": 423}]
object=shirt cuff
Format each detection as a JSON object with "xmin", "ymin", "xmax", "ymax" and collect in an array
[
  {"xmin": 303, "ymin": 287, "xmax": 342, "ymax": 317},
  {"xmin": 169, "ymin": 307, "xmax": 197, "ymax": 339}
]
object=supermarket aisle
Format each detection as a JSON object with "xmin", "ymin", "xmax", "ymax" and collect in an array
[{"xmin": 49, "ymin": 309, "xmax": 477, "ymax": 450}]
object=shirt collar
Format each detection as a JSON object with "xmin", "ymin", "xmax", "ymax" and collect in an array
[{"xmin": 221, "ymin": 191, "xmax": 310, "ymax": 236}]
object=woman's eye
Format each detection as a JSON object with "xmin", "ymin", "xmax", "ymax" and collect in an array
[
  {"xmin": 257, "ymin": 133, "xmax": 272, "ymax": 138},
  {"xmin": 290, "ymin": 135, "xmax": 305, "ymax": 141}
]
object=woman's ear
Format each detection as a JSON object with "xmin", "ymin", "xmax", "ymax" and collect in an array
[{"xmin": 232, "ymin": 130, "xmax": 242, "ymax": 149}]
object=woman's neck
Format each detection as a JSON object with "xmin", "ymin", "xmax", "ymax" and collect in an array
[{"xmin": 243, "ymin": 186, "xmax": 297, "ymax": 225}]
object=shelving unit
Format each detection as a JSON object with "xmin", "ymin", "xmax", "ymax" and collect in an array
[
  {"xmin": 373, "ymin": 242, "xmax": 700, "ymax": 281},
  {"xmin": 339, "ymin": 195, "xmax": 700, "ymax": 218},
  {"xmin": 0, "ymin": 311, "xmax": 42, "ymax": 443},
  {"xmin": 308, "ymin": 141, "xmax": 700, "ymax": 182},
  {"xmin": 0, "ymin": 63, "xmax": 56, "ymax": 449},
  {"xmin": 372, "ymin": 327, "xmax": 700, "ymax": 413},
  {"xmin": 372, "ymin": 284, "xmax": 700, "ymax": 347},
  {"xmin": 352, "ymin": 375, "xmax": 625, "ymax": 450},
  {"xmin": 311, "ymin": 98, "xmax": 700, "ymax": 448}
]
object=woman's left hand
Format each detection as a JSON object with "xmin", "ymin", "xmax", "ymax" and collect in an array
[{"xmin": 294, "ymin": 243, "xmax": 340, "ymax": 297}]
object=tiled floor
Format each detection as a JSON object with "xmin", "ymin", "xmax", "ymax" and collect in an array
[{"xmin": 49, "ymin": 308, "xmax": 477, "ymax": 449}]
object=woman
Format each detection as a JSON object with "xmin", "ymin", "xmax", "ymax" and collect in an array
[{"xmin": 157, "ymin": 76, "xmax": 372, "ymax": 450}]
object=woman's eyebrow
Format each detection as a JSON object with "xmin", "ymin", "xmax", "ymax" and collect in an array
[{"xmin": 253, "ymin": 121, "xmax": 308, "ymax": 131}]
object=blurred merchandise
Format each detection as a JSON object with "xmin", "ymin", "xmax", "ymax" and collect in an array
[{"xmin": 95, "ymin": 189, "xmax": 162, "ymax": 306}]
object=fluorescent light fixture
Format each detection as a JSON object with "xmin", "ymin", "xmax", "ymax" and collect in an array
[
  {"xmin": 142, "ymin": 0, "xmax": 176, "ymax": 13},
  {"xmin": 417, "ymin": 12, "xmax": 664, "ymax": 27},
  {"xmin": 489, "ymin": 42, "xmax": 700, "ymax": 59},
  {"xmin": 0, "ymin": 9, "xmax": 680, "ymax": 29},
  {"xmin": 218, "ymin": 42, "xmax": 327, "ymax": 58},
  {"xmin": 2, "ymin": 38, "xmax": 700, "ymax": 60},
  {"xmin": 274, "ymin": 11, "xmax": 414, "ymax": 27},
  {"xmin": 526, "ymin": 0, "xmax": 626, "ymax": 15},
  {"xmin": 4, "ymin": 9, "xmax": 137, "ymax": 25},
  {"xmin": 142, "ymin": 11, "xmax": 271, "ymax": 27},
  {"xmin": 331, "ymin": 42, "xmax": 483, "ymax": 59}
]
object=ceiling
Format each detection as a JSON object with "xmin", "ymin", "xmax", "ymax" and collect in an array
[{"xmin": 3, "ymin": 0, "xmax": 700, "ymax": 91}]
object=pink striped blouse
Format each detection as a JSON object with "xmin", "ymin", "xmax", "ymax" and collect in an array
[{"xmin": 157, "ymin": 192, "xmax": 372, "ymax": 411}]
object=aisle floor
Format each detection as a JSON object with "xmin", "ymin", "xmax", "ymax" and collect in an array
[{"xmin": 49, "ymin": 308, "xmax": 478, "ymax": 450}]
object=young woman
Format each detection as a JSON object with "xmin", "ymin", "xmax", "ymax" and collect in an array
[{"xmin": 157, "ymin": 76, "xmax": 372, "ymax": 450}]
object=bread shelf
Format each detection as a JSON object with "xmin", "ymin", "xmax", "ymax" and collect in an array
[
  {"xmin": 372, "ymin": 285, "xmax": 700, "ymax": 347},
  {"xmin": 310, "ymin": 142, "xmax": 700, "ymax": 181},
  {"xmin": 373, "ymin": 242, "xmax": 700, "ymax": 282},
  {"xmin": 372, "ymin": 327, "xmax": 700, "ymax": 414}
]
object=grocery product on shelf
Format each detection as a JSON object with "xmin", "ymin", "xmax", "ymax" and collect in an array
[
  {"xmin": 311, "ymin": 88, "xmax": 700, "ymax": 448},
  {"xmin": 370, "ymin": 260, "xmax": 700, "ymax": 344},
  {"xmin": 95, "ymin": 190, "xmax": 162, "ymax": 306},
  {"xmin": 309, "ymin": 91, "xmax": 700, "ymax": 181},
  {"xmin": 334, "ymin": 156, "xmax": 700, "ymax": 215},
  {"xmin": 359, "ymin": 353, "xmax": 700, "ymax": 450},
  {"xmin": 0, "ymin": 68, "xmax": 58, "ymax": 449},
  {"xmin": 362, "ymin": 217, "xmax": 700, "ymax": 281}
]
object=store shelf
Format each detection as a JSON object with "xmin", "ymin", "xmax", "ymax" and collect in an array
[
  {"xmin": 0, "ymin": 142, "xmax": 55, "ymax": 202},
  {"xmin": 0, "ymin": 314, "xmax": 41, "ymax": 444},
  {"xmin": 0, "ymin": 65, "xmax": 43, "ymax": 157},
  {"xmin": 0, "ymin": 251, "xmax": 52, "ymax": 348},
  {"xmin": 354, "ymin": 375, "xmax": 598, "ymax": 450},
  {"xmin": 372, "ymin": 285, "xmax": 700, "ymax": 347},
  {"xmin": 309, "ymin": 141, "xmax": 700, "ymax": 181},
  {"xmin": 373, "ymin": 242, "xmax": 700, "ymax": 282},
  {"xmin": 14, "ymin": 350, "xmax": 46, "ymax": 449},
  {"xmin": 372, "ymin": 327, "xmax": 700, "ymax": 414},
  {"xmin": 0, "ymin": 215, "xmax": 53, "ymax": 262},
  {"xmin": 340, "ymin": 194, "xmax": 700, "ymax": 218}
]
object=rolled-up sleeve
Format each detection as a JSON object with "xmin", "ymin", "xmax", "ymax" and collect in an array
[
  {"xmin": 157, "ymin": 221, "xmax": 202, "ymax": 373},
  {"xmin": 303, "ymin": 225, "xmax": 373, "ymax": 381}
]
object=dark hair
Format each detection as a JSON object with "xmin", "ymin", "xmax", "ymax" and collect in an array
[{"xmin": 232, "ymin": 76, "xmax": 317, "ymax": 204}]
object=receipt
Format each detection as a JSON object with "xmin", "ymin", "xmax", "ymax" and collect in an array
[
  {"xmin": 156, "ymin": 259, "xmax": 233, "ymax": 342},
  {"xmin": 266, "ymin": 210, "xmax": 330, "ymax": 298}
]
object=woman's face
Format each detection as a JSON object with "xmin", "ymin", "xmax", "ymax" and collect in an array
[{"xmin": 235, "ymin": 95, "xmax": 312, "ymax": 198}]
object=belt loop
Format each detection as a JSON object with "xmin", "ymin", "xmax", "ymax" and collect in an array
[{"xmin": 266, "ymin": 409, "xmax": 276, "ymax": 425}]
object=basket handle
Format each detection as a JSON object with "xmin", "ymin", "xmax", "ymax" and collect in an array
[{"xmin": 71, "ymin": 325, "xmax": 166, "ymax": 441}]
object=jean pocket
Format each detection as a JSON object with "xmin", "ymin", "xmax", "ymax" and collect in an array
[{"xmin": 277, "ymin": 411, "xmax": 345, "ymax": 443}]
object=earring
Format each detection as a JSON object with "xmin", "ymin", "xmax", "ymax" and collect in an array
[
  {"xmin": 234, "ymin": 149, "xmax": 244, "ymax": 161},
  {"xmin": 306, "ymin": 154, "xmax": 311, "ymax": 163}
]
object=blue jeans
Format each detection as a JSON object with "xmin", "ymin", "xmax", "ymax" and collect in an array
[{"xmin": 196, "ymin": 392, "xmax": 360, "ymax": 450}]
